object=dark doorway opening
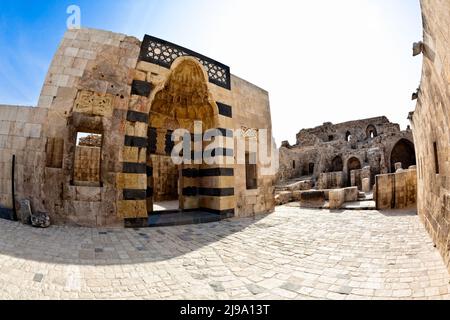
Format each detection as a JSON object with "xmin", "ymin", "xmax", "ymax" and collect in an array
[{"xmin": 390, "ymin": 139, "xmax": 416, "ymax": 172}]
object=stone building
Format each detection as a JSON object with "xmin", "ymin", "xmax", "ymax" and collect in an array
[
  {"xmin": 0, "ymin": 28, "xmax": 276, "ymax": 227},
  {"xmin": 411, "ymin": 0, "xmax": 450, "ymax": 273},
  {"xmin": 278, "ymin": 116, "xmax": 415, "ymax": 191}
]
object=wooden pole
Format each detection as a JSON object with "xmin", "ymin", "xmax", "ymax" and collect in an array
[{"xmin": 11, "ymin": 154, "xmax": 17, "ymax": 221}]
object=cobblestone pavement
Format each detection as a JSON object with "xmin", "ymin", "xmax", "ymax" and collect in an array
[{"xmin": 0, "ymin": 206, "xmax": 449, "ymax": 300}]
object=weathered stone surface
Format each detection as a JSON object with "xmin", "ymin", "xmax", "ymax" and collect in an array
[
  {"xmin": 375, "ymin": 169, "xmax": 417, "ymax": 210},
  {"xmin": 275, "ymin": 191, "xmax": 293, "ymax": 206},
  {"xmin": 343, "ymin": 187, "xmax": 358, "ymax": 202},
  {"xmin": 362, "ymin": 178, "xmax": 371, "ymax": 193},
  {"xmin": 300, "ymin": 191, "xmax": 325, "ymax": 208},
  {"xmin": 73, "ymin": 90, "xmax": 114, "ymax": 117},
  {"xmin": 329, "ymin": 189, "xmax": 345, "ymax": 209}
]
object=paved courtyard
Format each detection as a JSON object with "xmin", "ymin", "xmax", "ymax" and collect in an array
[{"xmin": 0, "ymin": 206, "xmax": 449, "ymax": 300}]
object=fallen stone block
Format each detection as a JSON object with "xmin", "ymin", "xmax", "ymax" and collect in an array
[
  {"xmin": 343, "ymin": 187, "xmax": 358, "ymax": 202},
  {"xmin": 275, "ymin": 191, "xmax": 293, "ymax": 206},
  {"xmin": 286, "ymin": 180, "xmax": 314, "ymax": 192},
  {"xmin": 292, "ymin": 190, "xmax": 303, "ymax": 201},
  {"xmin": 31, "ymin": 211, "xmax": 51, "ymax": 228},
  {"xmin": 300, "ymin": 191, "xmax": 326, "ymax": 208},
  {"xmin": 329, "ymin": 189, "xmax": 345, "ymax": 209}
]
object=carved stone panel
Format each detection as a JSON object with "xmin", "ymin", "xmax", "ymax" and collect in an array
[{"xmin": 73, "ymin": 90, "xmax": 113, "ymax": 117}]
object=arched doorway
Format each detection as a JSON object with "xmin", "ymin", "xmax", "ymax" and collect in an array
[
  {"xmin": 331, "ymin": 156, "xmax": 343, "ymax": 172},
  {"xmin": 390, "ymin": 139, "xmax": 416, "ymax": 172},
  {"xmin": 347, "ymin": 157, "xmax": 362, "ymax": 186},
  {"xmin": 147, "ymin": 57, "xmax": 219, "ymax": 213}
]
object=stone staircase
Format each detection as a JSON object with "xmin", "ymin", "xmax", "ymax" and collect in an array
[{"xmin": 343, "ymin": 192, "xmax": 376, "ymax": 210}]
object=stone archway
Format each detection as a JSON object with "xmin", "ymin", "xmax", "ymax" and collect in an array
[
  {"xmin": 146, "ymin": 57, "xmax": 219, "ymax": 214},
  {"xmin": 390, "ymin": 139, "xmax": 416, "ymax": 172},
  {"xmin": 347, "ymin": 157, "xmax": 362, "ymax": 186}
]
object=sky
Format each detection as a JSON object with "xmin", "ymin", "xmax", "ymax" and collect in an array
[{"xmin": 0, "ymin": 0, "xmax": 423, "ymax": 145}]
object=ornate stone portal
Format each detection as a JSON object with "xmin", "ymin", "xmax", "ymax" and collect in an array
[{"xmin": 0, "ymin": 29, "xmax": 276, "ymax": 227}]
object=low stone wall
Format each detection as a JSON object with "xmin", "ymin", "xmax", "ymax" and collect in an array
[
  {"xmin": 317, "ymin": 171, "xmax": 344, "ymax": 190},
  {"xmin": 375, "ymin": 168, "xmax": 417, "ymax": 210}
]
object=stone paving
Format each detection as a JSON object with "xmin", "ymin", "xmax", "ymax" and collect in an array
[{"xmin": 0, "ymin": 206, "xmax": 449, "ymax": 300}]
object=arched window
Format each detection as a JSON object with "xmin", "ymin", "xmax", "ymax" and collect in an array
[
  {"xmin": 346, "ymin": 131, "xmax": 352, "ymax": 142},
  {"xmin": 366, "ymin": 125, "xmax": 378, "ymax": 139}
]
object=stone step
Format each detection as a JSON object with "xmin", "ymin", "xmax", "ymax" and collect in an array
[
  {"xmin": 342, "ymin": 201, "xmax": 376, "ymax": 210},
  {"xmin": 124, "ymin": 211, "xmax": 230, "ymax": 228}
]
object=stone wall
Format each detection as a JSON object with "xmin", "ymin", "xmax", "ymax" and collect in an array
[
  {"xmin": 0, "ymin": 105, "xmax": 47, "ymax": 216},
  {"xmin": 375, "ymin": 168, "xmax": 417, "ymax": 210},
  {"xmin": 317, "ymin": 172, "xmax": 344, "ymax": 190},
  {"xmin": 411, "ymin": 0, "xmax": 450, "ymax": 272}
]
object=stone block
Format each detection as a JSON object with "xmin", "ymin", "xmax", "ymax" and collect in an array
[
  {"xmin": 292, "ymin": 190, "xmax": 303, "ymax": 201},
  {"xmin": 117, "ymin": 200, "xmax": 147, "ymax": 219},
  {"xmin": 23, "ymin": 123, "xmax": 42, "ymax": 138},
  {"xmin": 362, "ymin": 178, "xmax": 371, "ymax": 193},
  {"xmin": 125, "ymin": 122, "xmax": 148, "ymax": 138},
  {"xmin": 0, "ymin": 121, "xmax": 10, "ymax": 135},
  {"xmin": 199, "ymin": 195, "xmax": 235, "ymax": 211},
  {"xmin": 17, "ymin": 199, "xmax": 32, "ymax": 225},
  {"xmin": 74, "ymin": 186, "xmax": 102, "ymax": 202},
  {"xmin": 128, "ymin": 95, "xmax": 150, "ymax": 113},
  {"xmin": 343, "ymin": 187, "xmax": 358, "ymax": 202},
  {"xmin": 300, "ymin": 190, "xmax": 325, "ymax": 208},
  {"xmin": 329, "ymin": 189, "xmax": 345, "ymax": 209},
  {"xmin": 121, "ymin": 146, "xmax": 146, "ymax": 163},
  {"xmin": 116, "ymin": 173, "xmax": 147, "ymax": 190},
  {"xmin": 131, "ymin": 80, "xmax": 152, "ymax": 97},
  {"xmin": 375, "ymin": 173, "xmax": 395, "ymax": 210},
  {"xmin": 275, "ymin": 191, "xmax": 292, "ymax": 206}
]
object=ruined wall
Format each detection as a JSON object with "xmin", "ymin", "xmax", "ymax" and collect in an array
[
  {"xmin": 279, "ymin": 116, "xmax": 415, "ymax": 189},
  {"xmin": 411, "ymin": 0, "xmax": 450, "ymax": 272},
  {"xmin": 0, "ymin": 105, "xmax": 47, "ymax": 216},
  {"xmin": 36, "ymin": 28, "xmax": 140, "ymax": 226}
]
